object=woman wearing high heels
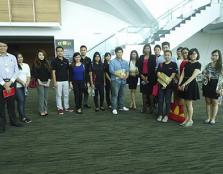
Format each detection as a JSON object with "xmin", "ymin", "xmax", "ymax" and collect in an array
[
  {"xmin": 127, "ymin": 50, "xmax": 139, "ymax": 110},
  {"xmin": 137, "ymin": 44, "xmax": 156, "ymax": 113},
  {"xmin": 202, "ymin": 50, "xmax": 223, "ymax": 124},
  {"xmin": 104, "ymin": 52, "xmax": 112, "ymax": 109},
  {"xmin": 178, "ymin": 48, "xmax": 201, "ymax": 127},
  {"xmin": 32, "ymin": 49, "xmax": 51, "ymax": 117},
  {"xmin": 70, "ymin": 52, "xmax": 85, "ymax": 114}
]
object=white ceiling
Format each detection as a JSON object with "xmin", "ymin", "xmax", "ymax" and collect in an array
[{"xmin": 67, "ymin": 0, "xmax": 157, "ymax": 26}]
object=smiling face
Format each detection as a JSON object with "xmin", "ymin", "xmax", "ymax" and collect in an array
[
  {"xmin": 190, "ymin": 51, "xmax": 198, "ymax": 61},
  {"xmin": 131, "ymin": 52, "xmax": 137, "ymax": 60},
  {"xmin": 144, "ymin": 46, "xmax": 151, "ymax": 55},
  {"xmin": 80, "ymin": 47, "xmax": 87, "ymax": 57},
  {"xmin": 38, "ymin": 52, "xmax": 45, "ymax": 60},
  {"xmin": 162, "ymin": 44, "xmax": 170, "ymax": 51},
  {"xmin": 182, "ymin": 49, "xmax": 189, "ymax": 60},
  {"xmin": 17, "ymin": 54, "xmax": 23, "ymax": 64},
  {"xmin": 164, "ymin": 51, "xmax": 172, "ymax": 62},
  {"xmin": 105, "ymin": 54, "xmax": 111, "ymax": 62},
  {"xmin": 95, "ymin": 55, "xmax": 101, "ymax": 63},
  {"xmin": 211, "ymin": 51, "xmax": 219, "ymax": 63},
  {"xmin": 116, "ymin": 50, "xmax": 123, "ymax": 59},
  {"xmin": 74, "ymin": 54, "xmax": 81, "ymax": 63},
  {"xmin": 154, "ymin": 47, "xmax": 161, "ymax": 56},
  {"xmin": 56, "ymin": 48, "xmax": 64, "ymax": 58},
  {"xmin": 0, "ymin": 42, "xmax": 8, "ymax": 55}
]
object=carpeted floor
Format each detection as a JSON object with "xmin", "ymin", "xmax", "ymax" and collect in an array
[{"xmin": 0, "ymin": 87, "xmax": 223, "ymax": 174}]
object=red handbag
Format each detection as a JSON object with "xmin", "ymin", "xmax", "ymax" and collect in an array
[
  {"xmin": 152, "ymin": 83, "xmax": 158, "ymax": 97},
  {"xmin": 28, "ymin": 78, "xmax": 38, "ymax": 88},
  {"xmin": 3, "ymin": 87, "xmax": 15, "ymax": 98}
]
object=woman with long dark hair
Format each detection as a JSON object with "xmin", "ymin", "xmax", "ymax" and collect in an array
[
  {"xmin": 178, "ymin": 48, "xmax": 201, "ymax": 127},
  {"xmin": 202, "ymin": 50, "xmax": 222, "ymax": 124},
  {"xmin": 104, "ymin": 52, "xmax": 112, "ymax": 109},
  {"xmin": 32, "ymin": 49, "xmax": 51, "ymax": 116},
  {"xmin": 15, "ymin": 53, "xmax": 31, "ymax": 123},
  {"xmin": 91, "ymin": 52, "xmax": 105, "ymax": 112},
  {"xmin": 137, "ymin": 44, "xmax": 156, "ymax": 113},
  {"xmin": 69, "ymin": 52, "xmax": 85, "ymax": 114},
  {"xmin": 128, "ymin": 50, "xmax": 139, "ymax": 110}
]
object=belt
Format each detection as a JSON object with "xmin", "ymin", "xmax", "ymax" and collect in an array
[{"xmin": 3, "ymin": 79, "xmax": 10, "ymax": 82}]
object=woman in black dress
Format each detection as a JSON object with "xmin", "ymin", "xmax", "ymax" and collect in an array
[
  {"xmin": 202, "ymin": 50, "xmax": 222, "ymax": 124},
  {"xmin": 178, "ymin": 48, "xmax": 201, "ymax": 127},
  {"xmin": 127, "ymin": 50, "xmax": 139, "ymax": 110},
  {"xmin": 91, "ymin": 52, "xmax": 105, "ymax": 112},
  {"xmin": 104, "ymin": 52, "xmax": 112, "ymax": 109},
  {"xmin": 137, "ymin": 44, "xmax": 156, "ymax": 113}
]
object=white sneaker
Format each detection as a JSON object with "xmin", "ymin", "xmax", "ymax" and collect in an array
[
  {"xmin": 112, "ymin": 109, "xmax": 118, "ymax": 115},
  {"xmin": 162, "ymin": 116, "xmax": 168, "ymax": 122},
  {"xmin": 119, "ymin": 107, "xmax": 129, "ymax": 111},
  {"xmin": 157, "ymin": 115, "xmax": 163, "ymax": 122}
]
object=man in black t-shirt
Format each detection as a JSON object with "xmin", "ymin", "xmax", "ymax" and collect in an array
[
  {"xmin": 51, "ymin": 46, "xmax": 73, "ymax": 115},
  {"xmin": 80, "ymin": 45, "xmax": 92, "ymax": 108}
]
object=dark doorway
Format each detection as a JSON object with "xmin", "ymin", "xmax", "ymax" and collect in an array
[{"xmin": 0, "ymin": 36, "xmax": 55, "ymax": 66}]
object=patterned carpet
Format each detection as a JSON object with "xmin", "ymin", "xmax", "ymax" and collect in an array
[{"xmin": 0, "ymin": 87, "xmax": 223, "ymax": 174}]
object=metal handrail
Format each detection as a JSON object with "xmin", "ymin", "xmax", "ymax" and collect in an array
[{"xmin": 88, "ymin": 0, "xmax": 214, "ymax": 53}]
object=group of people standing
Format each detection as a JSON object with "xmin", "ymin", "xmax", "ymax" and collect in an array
[{"xmin": 0, "ymin": 40, "xmax": 223, "ymax": 133}]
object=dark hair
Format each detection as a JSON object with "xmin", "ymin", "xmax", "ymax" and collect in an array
[
  {"xmin": 34, "ymin": 49, "xmax": 50, "ymax": 71},
  {"xmin": 72, "ymin": 52, "xmax": 81, "ymax": 66},
  {"xmin": 177, "ymin": 47, "xmax": 183, "ymax": 51},
  {"xmin": 162, "ymin": 42, "xmax": 170, "ymax": 48},
  {"xmin": 80, "ymin": 45, "xmax": 87, "ymax": 50},
  {"xmin": 104, "ymin": 52, "xmax": 111, "ymax": 65},
  {"xmin": 115, "ymin": 47, "xmax": 123, "ymax": 53},
  {"xmin": 56, "ymin": 46, "xmax": 64, "ymax": 51},
  {"xmin": 130, "ymin": 50, "xmax": 139, "ymax": 61},
  {"xmin": 188, "ymin": 48, "xmax": 200, "ymax": 60},
  {"xmin": 143, "ymin": 43, "xmax": 151, "ymax": 55},
  {"xmin": 154, "ymin": 45, "xmax": 161, "ymax": 50},
  {"xmin": 212, "ymin": 49, "xmax": 222, "ymax": 73},
  {"xmin": 181, "ymin": 47, "xmax": 189, "ymax": 53},
  {"xmin": 16, "ymin": 53, "xmax": 23, "ymax": 70},
  {"xmin": 164, "ymin": 50, "xmax": 172, "ymax": 56},
  {"xmin": 130, "ymin": 50, "xmax": 139, "ymax": 67},
  {"xmin": 93, "ymin": 52, "xmax": 102, "ymax": 65}
]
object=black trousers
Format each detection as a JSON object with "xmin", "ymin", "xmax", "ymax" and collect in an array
[
  {"xmin": 0, "ymin": 84, "xmax": 17, "ymax": 130},
  {"xmin": 94, "ymin": 84, "xmax": 104, "ymax": 108},
  {"xmin": 105, "ymin": 81, "xmax": 111, "ymax": 107},
  {"xmin": 72, "ymin": 81, "xmax": 84, "ymax": 110}
]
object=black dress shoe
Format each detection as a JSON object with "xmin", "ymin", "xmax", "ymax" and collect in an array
[{"xmin": 10, "ymin": 123, "xmax": 23, "ymax": 127}]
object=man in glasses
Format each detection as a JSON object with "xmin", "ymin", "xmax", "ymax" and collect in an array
[{"xmin": 0, "ymin": 42, "xmax": 22, "ymax": 133}]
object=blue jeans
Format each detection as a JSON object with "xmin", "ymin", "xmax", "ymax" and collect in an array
[
  {"xmin": 15, "ymin": 87, "xmax": 26, "ymax": 120},
  {"xmin": 111, "ymin": 80, "xmax": 126, "ymax": 110},
  {"xmin": 158, "ymin": 87, "xmax": 172, "ymax": 116}
]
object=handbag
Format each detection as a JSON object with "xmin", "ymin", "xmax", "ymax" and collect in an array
[
  {"xmin": 28, "ymin": 78, "xmax": 38, "ymax": 88},
  {"xmin": 3, "ymin": 87, "xmax": 15, "ymax": 98},
  {"xmin": 152, "ymin": 83, "xmax": 158, "ymax": 97}
]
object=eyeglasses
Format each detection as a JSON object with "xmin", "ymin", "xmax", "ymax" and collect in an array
[{"xmin": 212, "ymin": 54, "xmax": 218, "ymax": 57}]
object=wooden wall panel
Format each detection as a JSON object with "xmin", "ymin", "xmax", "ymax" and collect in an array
[
  {"xmin": 0, "ymin": 0, "xmax": 10, "ymax": 22},
  {"xmin": 35, "ymin": 0, "xmax": 61, "ymax": 22},
  {"xmin": 0, "ymin": 0, "xmax": 61, "ymax": 23},
  {"xmin": 10, "ymin": 0, "xmax": 34, "ymax": 22}
]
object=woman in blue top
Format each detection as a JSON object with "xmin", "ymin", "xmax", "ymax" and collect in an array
[{"xmin": 70, "ymin": 52, "xmax": 85, "ymax": 114}]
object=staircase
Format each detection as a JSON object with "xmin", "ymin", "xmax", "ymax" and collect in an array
[
  {"xmin": 88, "ymin": 0, "xmax": 221, "ymax": 60},
  {"xmin": 148, "ymin": 1, "xmax": 221, "ymax": 49}
]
